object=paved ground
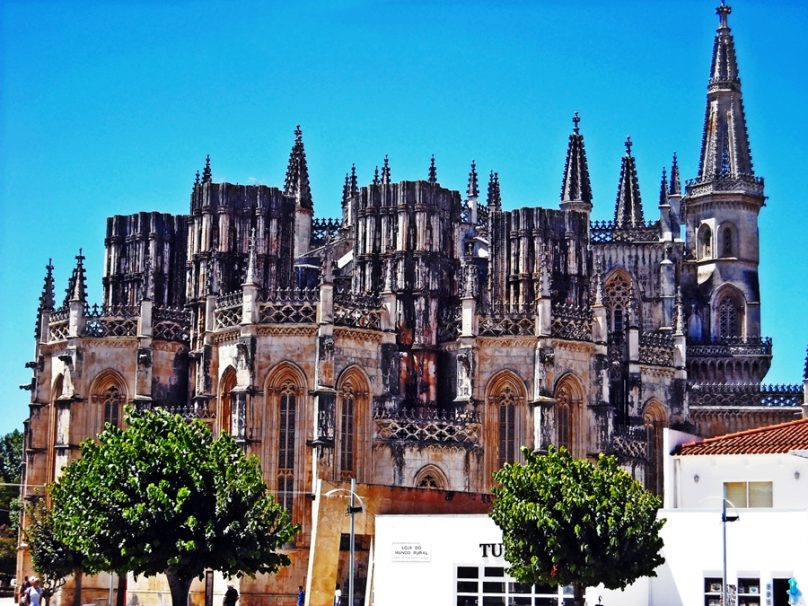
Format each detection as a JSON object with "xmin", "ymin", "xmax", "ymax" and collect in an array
[{"xmin": 0, "ymin": 597, "xmax": 13, "ymax": 606}]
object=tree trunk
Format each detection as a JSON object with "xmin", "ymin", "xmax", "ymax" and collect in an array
[
  {"xmin": 572, "ymin": 581, "xmax": 586, "ymax": 606},
  {"xmin": 165, "ymin": 569, "xmax": 194, "ymax": 606},
  {"xmin": 116, "ymin": 573, "xmax": 127, "ymax": 606},
  {"xmin": 72, "ymin": 569, "xmax": 83, "ymax": 606}
]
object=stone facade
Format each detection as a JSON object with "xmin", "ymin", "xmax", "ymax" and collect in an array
[{"xmin": 17, "ymin": 5, "xmax": 807, "ymax": 606}]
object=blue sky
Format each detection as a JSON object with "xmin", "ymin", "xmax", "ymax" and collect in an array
[{"xmin": 1, "ymin": 0, "xmax": 807, "ymax": 437}]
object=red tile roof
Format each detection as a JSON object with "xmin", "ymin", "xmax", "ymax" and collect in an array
[{"xmin": 675, "ymin": 418, "xmax": 808, "ymax": 455}]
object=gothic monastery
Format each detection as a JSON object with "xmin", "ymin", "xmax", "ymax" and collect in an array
[{"xmin": 17, "ymin": 4, "xmax": 808, "ymax": 606}]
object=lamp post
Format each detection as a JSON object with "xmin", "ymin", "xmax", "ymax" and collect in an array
[
  {"xmin": 325, "ymin": 479, "xmax": 365, "ymax": 606},
  {"xmin": 721, "ymin": 498, "xmax": 739, "ymax": 606}
]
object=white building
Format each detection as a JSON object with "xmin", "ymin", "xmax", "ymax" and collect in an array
[{"xmin": 372, "ymin": 418, "xmax": 808, "ymax": 606}]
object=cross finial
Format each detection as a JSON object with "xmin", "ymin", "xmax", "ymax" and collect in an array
[
  {"xmin": 716, "ymin": 1, "xmax": 731, "ymax": 28},
  {"xmin": 572, "ymin": 112, "xmax": 581, "ymax": 134},
  {"xmin": 625, "ymin": 136, "xmax": 633, "ymax": 156}
]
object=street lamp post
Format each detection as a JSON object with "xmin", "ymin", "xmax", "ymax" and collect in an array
[
  {"xmin": 325, "ymin": 479, "xmax": 365, "ymax": 606},
  {"xmin": 721, "ymin": 498, "xmax": 739, "ymax": 606}
]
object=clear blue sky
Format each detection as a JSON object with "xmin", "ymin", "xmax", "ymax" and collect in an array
[{"xmin": 1, "ymin": 0, "xmax": 806, "ymax": 437}]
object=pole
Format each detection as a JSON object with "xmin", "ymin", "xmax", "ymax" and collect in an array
[
  {"xmin": 722, "ymin": 498, "xmax": 728, "ymax": 606},
  {"xmin": 349, "ymin": 477, "xmax": 356, "ymax": 606}
]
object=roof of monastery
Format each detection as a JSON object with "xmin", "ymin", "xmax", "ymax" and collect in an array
[{"xmin": 676, "ymin": 418, "xmax": 808, "ymax": 456}]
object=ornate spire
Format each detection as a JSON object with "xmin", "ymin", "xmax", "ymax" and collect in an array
[
  {"xmin": 373, "ymin": 166, "xmax": 380, "ymax": 186},
  {"xmin": 614, "ymin": 137, "xmax": 645, "ymax": 228},
  {"xmin": 64, "ymin": 249, "xmax": 87, "ymax": 306},
  {"xmin": 674, "ymin": 287, "xmax": 685, "ymax": 336},
  {"xmin": 695, "ymin": 2, "xmax": 754, "ymax": 183},
  {"xmin": 194, "ymin": 170, "xmax": 200, "ymax": 188},
  {"xmin": 487, "ymin": 171, "xmax": 501, "ymax": 211},
  {"xmin": 35, "ymin": 259, "xmax": 56, "ymax": 340},
  {"xmin": 668, "ymin": 153, "xmax": 681, "ymax": 195},
  {"xmin": 560, "ymin": 112, "xmax": 593, "ymax": 211},
  {"xmin": 244, "ymin": 227, "xmax": 259, "ymax": 287},
  {"xmin": 202, "ymin": 155, "xmax": 212, "ymax": 184},
  {"xmin": 428, "ymin": 155, "xmax": 437, "ymax": 184},
  {"xmin": 141, "ymin": 252, "xmax": 152, "ymax": 301},
  {"xmin": 39, "ymin": 259, "xmax": 55, "ymax": 312},
  {"xmin": 467, "ymin": 161, "xmax": 479, "ymax": 199},
  {"xmin": 658, "ymin": 167, "xmax": 668, "ymax": 207},
  {"xmin": 284, "ymin": 125, "xmax": 313, "ymax": 209},
  {"xmin": 804, "ymin": 345, "xmax": 808, "ymax": 381},
  {"xmin": 342, "ymin": 173, "xmax": 351, "ymax": 205},
  {"xmin": 350, "ymin": 163, "xmax": 358, "ymax": 197},
  {"xmin": 381, "ymin": 154, "xmax": 391, "ymax": 185}
]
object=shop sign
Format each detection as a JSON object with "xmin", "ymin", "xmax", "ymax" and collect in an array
[{"xmin": 392, "ymin": 542, "xmax": 431, "ymax": 562}]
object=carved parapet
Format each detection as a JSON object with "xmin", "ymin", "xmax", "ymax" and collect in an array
[
  {"xmin": 373, "ymin": 406, "xmax": 481, "ymax": 446},
  {"xmin": 333, "ymin": 294, "xmax": 382, "ymax": 330},
  {"xmin": 81, "ymin": 304, "xmax": 139, "ymax": 338},
  {"xmin": 639, "ymin": 332, "xmax": 675, "ymax": 367},
  {"xmin": 687, "ymin": 336, "xmax": 773, "ymax": 358},
  {"xmin": 310, "ymin": 217, "xmax": 341, "ymax": 247},
  {"xmin": 607, "ymin": 425, "xmax": 650, "ymax": 463},
  {"xmin": 688, "ymin": 382, "xmax": 803, "ymax": 408},
  {"xmin": 478, "ymin": 312, "xmax": 534, "ymax": 337},
  {"xmin": 590, "ymin": 219, "xmax": 660, "ymax": 243},
  {"xmin": 153, "ymin": 307, "xmax": 191, "ymax": 342},
  {"xmin": 551, "ymin": 303, "xmax": 592, "ymax": 341}
]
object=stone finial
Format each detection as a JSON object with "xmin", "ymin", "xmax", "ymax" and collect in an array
[
  {"xmin": 487, "ymin": 171, "xmax": 501, "ymax": 211},
  {"xmin": 244, "ymin": 227, "xmax": 259, "ymax": 287},
  {"xmin": 659, "ymin": 167, "xmax": 668, "ymax": 207},
  {"xmin": 373, "ymin": 166, "xmax": 380, "ymax": 186},
  {"xmin": 717, "ymin": 1, "xmax": 731, "ymax": 29},
  {"xmin": 467, "ymin": 160, "xmax": 479, "ymax": 199},
  {"xmin": 428, "ymin": 155, "xmax": 437, "ymax": 184},
  {"xmin": 675, "ymin": 287, "xmax": 685, "ymax": 336},
  {"xmin": 202, "ymin": 155, "xmax": 212, "ymax": 184},
  {"xmin": 381, "ymin": 154, "xmax": 391, "ymax": 185},
  {"xmin": 668, "ymin": 153, "xmax": 682, "ymax": 195},
  {"xmin": 40, "ymin": 258, "xmax": 55, "ymax": 312},
  {"xmin": 350, "ymin": 163, "xmax": 358, "ymax": 197},
  {"xmin": 65, "ymin": 249, "xmax": 87, "ymax": 305}
]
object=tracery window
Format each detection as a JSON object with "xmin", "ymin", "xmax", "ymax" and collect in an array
[
  {"xmin": 102, "ymin": 386, "xmax": 122, "ymax": 428},
  {"xmin": 718, "ymin": 297, "xmax": 741, "ymax": 338},
  {"xmin": 555, "ymin": 383, "xmax": 573, "ymax": 452},
  {"xmin": 277, "ymin": 381, "xmax": 296, "ymax": 512},
  {"xmin": 419, "ymin": 475, "xmax": 438, "ymax": 489},
  {"xmin": 604, "ymin": 273, "xmax": 632, "ymax": 335},
  {"xmin": 339, "ymin": 386, "xmax": 356, "ymax": 480},
  {"xmin": 498, "ymin": 386, "xmax": 518, "ymax": 467}
]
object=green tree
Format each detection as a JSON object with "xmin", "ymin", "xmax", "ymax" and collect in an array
[
  {"xmin": 0, "ymin": 429, "xmax": 23, "ymax": 583},
  {"xmin": 490, "ymin": 446, "xmax": 665, "ymax": 606},
  {"xmin": 24, "ymin": 499, "xmax": 85, "ymax": 606},
  {"xmin": 50, "ymin": 407, "xmax": 299, "ymax": 606}
]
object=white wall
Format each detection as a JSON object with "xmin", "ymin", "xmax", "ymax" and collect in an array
[{"xmin": 672, "ymin": 452, "xmax": 808, "ymax": 509}]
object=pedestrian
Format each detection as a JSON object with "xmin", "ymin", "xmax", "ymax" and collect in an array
[
  {"xmin": 223, "ymin": 582, "xmax": 238, "ymax": 606},
  {"xmin": 297, "ymin": 585, "xmax": 305, "ymax": 606},
  {"xmin": 26, "ymin": 578, "xmax": 42, "ymax": 606},
  {"xmin": 333, "ymin": 583, "xmax": 341, "ymax": 606}
]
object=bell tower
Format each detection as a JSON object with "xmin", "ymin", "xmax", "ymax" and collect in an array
[{"xmin": 683, "ymin": 1, "xmax": 770, "ymax": 382}]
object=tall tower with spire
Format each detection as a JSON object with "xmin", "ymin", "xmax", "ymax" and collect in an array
[{"xmin": 683, "ymin": 1, "xmax": 769, "ymax": 379}]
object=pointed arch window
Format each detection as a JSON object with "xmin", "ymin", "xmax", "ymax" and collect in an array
[
  {"xmin": 604, "ymin": 273, "xmax": 632, "ymax": 335},
  {"xmin": 219, "ymin": 367, "xmax": 237, "ymax": 436},
  {"xmin": 339, "ymin": 387, "xmax": 355, "ymax": 479},
  {"xmin": 718, "ymin": 297, "xmax": 741, "ymax": 338},
  {"xmin": 102, "ymin": 386, "xmax": 122, "ymax": 428},
  {"xmin": 554, "ymin": 376, "xmax": 584, "ymax": 458},
  {"xmin": 498, "ymin": 386, "xmax": 518, "ymax": 467},
  {"xmin": 277, "ymin": 380, "xmax": 297, "ymax": 512}
]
